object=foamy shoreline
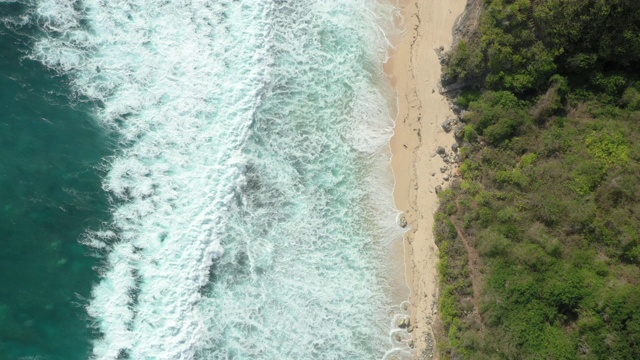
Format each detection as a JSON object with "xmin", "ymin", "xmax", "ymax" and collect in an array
[{"xmin": 386, "ymin": 0, "xmax": 467, "ymax": 357}]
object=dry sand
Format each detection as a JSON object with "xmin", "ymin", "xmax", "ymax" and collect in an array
[{"xmin": 385, "ymin": 0, "xmax": 467, "ymax": 357}]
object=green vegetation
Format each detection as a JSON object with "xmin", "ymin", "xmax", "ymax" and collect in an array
[
  {"xmin": 436, "ymin": 1, "xmax": 640, "ymax": 359},
  {"xmin": 447, "ymin": 0, "xmax": 640, "ymax": 94}
]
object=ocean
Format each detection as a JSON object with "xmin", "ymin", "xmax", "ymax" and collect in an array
[{"xmin": 0, "ymin": 1, "xmax": 409, "ymax": 359}]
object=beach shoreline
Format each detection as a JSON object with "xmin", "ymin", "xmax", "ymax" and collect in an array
[{"xmin": 385, "ymin": 0, "xmax": 467, "ymax": 357}]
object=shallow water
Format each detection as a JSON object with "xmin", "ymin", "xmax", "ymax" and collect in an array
[{"xmin": 2, "ymin": 1, "xmax": 410, "ymax": 358}]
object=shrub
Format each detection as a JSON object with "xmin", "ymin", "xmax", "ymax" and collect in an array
[
  {"xmin": 460, "ymin": 158, "xmax": 480, "ymax": 179},
  {"xmin": 621, "ymin": 86, "xmax": 640, "ymax": 110},
  {"xmin": 585, "ymin": 131, "xmax": 630, "ymax": 168},
  {"xmin": 477, "ymin": 229, "xmax": 510, "ymax": 258},
  {"xmin": 592, "ymin": 73, "xmax": 628, "ymax": 96},
  {"xmin": 456, "ymin": 88, "xmax": 482, "ymax": 109},
  {"xmin": 531, "ymin": 76, "xmax": 568, "ymax": 123},
  {"xmin": 463, "ymin": 125, "xmax": 478, "ymax": 143},
  {"xmin": 571, "ymin": 160, "xmax": 606, "ymax": 195},
  {"xmin": 484, "ymin": 116, "xmax": 524, "ymax": 145},
  {"xmin": 447, "ymin": 40, "xmax": 485, "ymax": 82}
]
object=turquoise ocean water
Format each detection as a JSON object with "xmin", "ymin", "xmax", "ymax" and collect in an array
[
  {"xmin": 0, "ymin": 2, "xmax": 112, "ymax": 358},
  {"xmin": 1, "ymin": 1, "xmax": 410, "ymax": 359}
]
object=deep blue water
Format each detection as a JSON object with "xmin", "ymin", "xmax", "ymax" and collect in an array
[
  {"xmin": 0, "ymin": 4, "xmax": 113, "ymax": 358},
  {"xmin": 0, "ymin": 1, "xmax": 411, "ymax": 359}
]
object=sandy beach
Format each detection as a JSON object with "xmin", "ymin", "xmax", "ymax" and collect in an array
[{"xmin": 386, "ymin": 0, "xmax": 467, "ymax": 357}]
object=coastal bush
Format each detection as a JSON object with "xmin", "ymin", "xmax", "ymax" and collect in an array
[
  {"xmin": 621, "ymin": 86, "xmax": 640, "ymax": 110},
  {"xmin": 464, "ymin": 91, "xmax": 529, "ymax": 146},
  {"xmin": 438, "ymin": 103, "xmax": 640, "ymax": 360},
  {"xmin": 435, "ymin": 0, "xmax": 640, "ymax": 358},
  {"xmin": 585, "ymin": 131, "xmax": 630, "ymax": 168},
  {"xmin": 446, "ymin": 40, "xmax": 484, "ymax": 83},
  {"xmin": 448, "ymin": 0, "xmax": 640, "ymax": 94},
  {"xmin": 535, "ymin": 0, "xmax": 640, "ymax": 70},
  {"xmin": 463, "ymin": 125, "xmax": 478, "ymax": 143},
  {"xmin": 483, "ymin": 116, "xmax": 524, "ymax": 145},
  {"xmin": 592, "ymin": 73, "xmax": 628, "ymax": 96},
  {"xmin": 530, "ymin": 75, "xmax": 568, "ymax": 123},
  {"xmin": 455, "ymin": 88, "xmax": 481, "ymax": 109}
]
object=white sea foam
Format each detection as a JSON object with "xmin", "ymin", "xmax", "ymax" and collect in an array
[{"xmin": 30, "ymin": 0, "xmax": 410, "ymax": 358}]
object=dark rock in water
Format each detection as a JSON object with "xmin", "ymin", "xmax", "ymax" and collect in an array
[
  {"xmin": 396, "ymin": 316, "xmax": 411, "ymax": 329},
  {"xmin": 435, "ymin": 185, "xmax": 442, "ymax": 194},
  {"xmin": 436, "ymin": 146, "xmax": 446, "ymax": 155},
  {"xmin": 397, "ymin": 213, "xmax": 408, "ymax": 228},
  {"xmin": 407, "ymin": 325, "xmax": 414, "ymax": 333},
  {"xmin": 451, "ymin": 143, "xmax": 459, "ymax": 152}
]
